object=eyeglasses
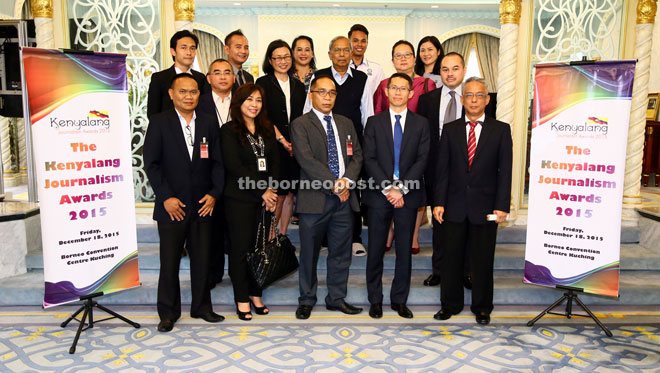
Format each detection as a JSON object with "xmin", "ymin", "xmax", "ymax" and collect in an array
[
  {"xmin": 184, "ymin": 125, "xmax": 194, "ymax": 146},
  {"xmin": 388, "ymin": 86, "xmax": 410, "ymax": 92},
  {"xmin": 463, "ymin": 93, "xmax": 488, "ymax": 99},
  {"xmin": 393, "ymin": 52, "xmax": 413, "ymax": 60},
  {"xmin": 310, "ymin": 89, "xmax": 338, "ymax": 97},
  {"xmin": 271, "ymin": 55, "xmax": 292, "ymax": 62}
]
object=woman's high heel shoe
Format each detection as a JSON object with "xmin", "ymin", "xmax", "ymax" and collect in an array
[
  {"xmin": 250, "ymin": 300, "xmax": 269, "ymax": 315},
  {"xmin": 236, "ymin": 307, "xmax": 252, "ymax": 321}
]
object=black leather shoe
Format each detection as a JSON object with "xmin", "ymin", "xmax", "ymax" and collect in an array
[
  {"xmin": 369, "ymin": 303, "xmax": 383, "ymax": 319},
  {"xmin": 326, "ymin": 301, "xmax": 363, "ymax": 315},
  {"xmin": 475, "ymin": 312, "xmax": 490, "ymax": 325},
  {"xmin": 391, "ymin": 303, "xmax": 413, "ymax": 319},
  {"xmin": 424, "ymin": 274, "xmax": 441, "ymax": 287},
  {"xmin": 157, "ymin": 319, "xmax": 174, "ymax": 332},
  {"xmin": 296, "ymin": 305, "xmax": 312, "ymax": 319},
  {"xmin": 463, "ymin": 275, "xmax": 473, "ymax": 290},
  {"xmin": 191, "ymin": 312, "xmax": 225, "ymax": 323},
  {"xmin": 433, "ymin": 308, "xmax": 457, "ymax": 321}
]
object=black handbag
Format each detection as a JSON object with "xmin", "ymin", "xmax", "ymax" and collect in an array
[{"xmin": 247, "ymin": 209, "xmax": 299, "ymax": 289}]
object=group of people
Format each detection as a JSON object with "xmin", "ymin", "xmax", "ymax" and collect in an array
[{"xmin": 143, "ymin": 25, "xmax": 512, "ymax": 333}]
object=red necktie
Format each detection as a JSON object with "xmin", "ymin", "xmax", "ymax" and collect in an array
[{"xmin": 468, "ymin": 121, "xmax": 477, "ymax": 169}]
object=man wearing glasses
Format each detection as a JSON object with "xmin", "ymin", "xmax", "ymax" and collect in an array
[
  {"xmin": 291, "ymin": 76, "xmax": 364, "ymax": 320},
  {"xmin": 362, "ymin": 73, "xmax": 430, "ymax": 319},
  {"xmin": 432, "ymin": 77, "xmax": 512, "ymax": 325},
  {"xmin": 144, "ymin": 73, "xmax": 226, "ymax": 332}
]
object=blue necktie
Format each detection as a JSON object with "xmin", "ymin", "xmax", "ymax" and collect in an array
[
  {"xmin": 324, "ymin": 115, "xmax": 340, "ymax": 178},
  {"xmin": 393, "ymin": 114, "xmax": 402, "ymax": 179}
]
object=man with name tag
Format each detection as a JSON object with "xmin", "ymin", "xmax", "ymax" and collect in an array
[
  {"xmin": 291, "ymin": 76, "xmax": 364, "ymax": 319},
  {"xmin": 144, "ymin": 73, "xmax": 225, "ymax": 332},
  {"xmin": 432, "ymin": 77, "xmax": 512, "ymax": 325}
]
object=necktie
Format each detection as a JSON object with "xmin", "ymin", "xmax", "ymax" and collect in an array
[
  {"xmin": 468, "ymin": 121, "xmax": 477, "ymax": 169},
  {"xmin": 324, "ymin": 115, "xmax": 340, "ymax": 178},
  {"xmin": 237, "ymin": 70, "xmax": 244, "ymax": 86},
  {"xmin": 443, "ymin": 91, "xmax": 456, "ymax": 125},
  {"xmin": 393, "ymin": 114, "xmax": 402, "ymax": 179}
]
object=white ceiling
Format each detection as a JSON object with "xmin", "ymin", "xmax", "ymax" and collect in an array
[{"xmin": 196, "ymin": 0, "xmax": 500, "ymax": 11}]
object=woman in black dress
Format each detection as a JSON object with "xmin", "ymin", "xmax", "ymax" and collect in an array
[
  {"xmin": 256, "ymin": 40, "xmax": 306, "ymax": 236},
  {"xmin": 220, "ymin": 83, "xmax": 280, "ymax": 320}
]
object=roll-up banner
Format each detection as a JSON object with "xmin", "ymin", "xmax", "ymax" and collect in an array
[
  {"xmin": 524, "ymin": 61, "xmax": 636, "ymax": 298},
  {"xmin": 22, "ymin": 48, "xmax": 140, "ymax": 307}
]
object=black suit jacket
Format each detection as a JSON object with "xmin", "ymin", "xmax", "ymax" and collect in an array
[
  {"xmin": 433, "ymin": 116, "xmax": 512, "ymax": 224},
  {"xmin": 144, "ymin": 110, "xmax": 224, "ymax": 223},
  {"xmin": 196, "ymin": 89, "xmax": 236, "ymax": 128},
  {"xmin": 362, "ymin": 110, "xmax": 430, "ymax": 209},
  {"xmin": 418, "ymin": 87, "xmax": 497, "ymax": 201},
  {"xmin": 255, "ymin": 74, "xmax": 306, "ymax": 140},
  {"xmin": 233, "ymin": 69, "xmax": 255, "ymax": 90},
  {"xmin": 147, "ymin": 66, "xmax": 209, "ymax": 119}
]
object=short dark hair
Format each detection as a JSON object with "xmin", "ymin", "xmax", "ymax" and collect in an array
[
  {"xmin": 348, "ymin": 24, "xmax": 369, "ymax": 38},
  {"xmin": 414, "ymin": 36, "xmax": 444, "ymax": 76},
  {"xmin": 262, "ymin": 39, "xmax": 293, "ymax": 75},
  {"xmin": 229, "ymin": 83, "xmax": 274, "ymax": 141},
  {"xmin": 207, "ymin": 58, "xmax": 233, "ymax": 75},
  {"xmin": 391, "ymin": 40, "xmax": 415, "ymax": 58},
  {"xmin": 387, "ymin": 72, "xmax": 413, "ymax": 90},
  {"xmin": 292, "ymin": 35, "xmax": 317, "ymax": 70},
  {"xmin": 169, "ymin": 73, "xmax": 198, "ymax": 89},
  {"xmin": 170, "ymin": 30, "xmax": 198, "ymax": 62},
  {"xmin": 310, "ymin": 76, "xmax": 335, "ymax": 91},
  {"xmin": 442, "ymin": 52, "xmax": 465, "ymax": 67},
  {"xmin": 225, "ymin": 29, "xmax": 246, "ymax": 46}
]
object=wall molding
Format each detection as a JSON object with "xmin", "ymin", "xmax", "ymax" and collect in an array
[{"xmin": 440, "ymin": 25, "xmax": 500, "ymax": 42}]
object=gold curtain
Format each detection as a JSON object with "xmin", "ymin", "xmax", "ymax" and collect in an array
[
  {"xmin": 475, "ymin": 33, "xmax": 500, "ymax": 93},
  {"xmin": 192, "ymin": 29, "xmax": 225, "ymax": 74}
]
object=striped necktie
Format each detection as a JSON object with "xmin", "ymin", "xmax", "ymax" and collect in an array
[{"xmin": 468, "ymin": 121, "xmax": 477, "ymax": 169}]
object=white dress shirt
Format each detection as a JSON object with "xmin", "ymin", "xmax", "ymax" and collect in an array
[
  {"xmin": 312, "ymin": 108, "xmax": 346, "ymax": 178},
  {"xmin": 277, "ymin": 76, "xmax": 291, "ymax": 121},
  {"xmin": 211, "ymin": 91, "xmax": 231, "ymax": 127},
  {"xmin": 350, "ymin": 57, "xmax": 385, "ymax": 98},
  {"xmin": 438, "ymin": 84, "xmax": 463, "ymax": 138},
  {"xmin": 465, "ymin": 113, "xmax": 485, "ymax": 145},
  {"xmin": 175, "ymin": 109, "xmax": 196, "ymax": 160},
  {"xmin": 174, "ymin": 66, "xmax": 192, "ymax": 75}
]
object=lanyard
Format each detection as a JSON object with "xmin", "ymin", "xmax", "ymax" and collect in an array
[
  {"xmin": 214, "ymin": 100, "xmax": 231, "ymax": 126},
  {"xmin": 246, "ymin": 133, "xmax": 265, "ymax": 157}
]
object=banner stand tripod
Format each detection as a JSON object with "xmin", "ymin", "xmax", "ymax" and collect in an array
[
  {"xmin": 527, "ymin": 285, "xmax": 612, "ymax": 337},
  {"xmin": 60, "ymin": 292, "xmax": 141, "ymax": 354}
]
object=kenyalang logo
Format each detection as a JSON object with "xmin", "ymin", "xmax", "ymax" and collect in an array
[
  {"xmin": 50, "ymin": 110, "xmax": 111, "ymax": 130},
  {"xmin": 549, "ymin": 116, "xmax": 608, "ymax": 135}
]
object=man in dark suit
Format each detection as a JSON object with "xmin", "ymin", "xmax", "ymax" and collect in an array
[
  {"xmin": 432, "ymin": 77, "xmax": 512, "ymax": 325},
  {"xmin": 291, "ymin": 76, "xmax": 364, "ymax": 319},
  {"xmin": 147, "ymin": 30, "xmax": 208, "ymax": 119},
  {"xmin": 196, "ymin": 58, "xmax": 235, "ymax": 287},
  {"xmin": 418, "ymin": 52, "xmax": 496, "ymax": 288},
  {"xmin": 224, "ymin": 29, "xmax": 253, "ymax": 89},
  {"xmin": 144, "ymin": 73, "xmax": 225, "ymax": 332},
  {"xmin": 363, "ymin": 73, "xmax": 430, "ymax": 319}
]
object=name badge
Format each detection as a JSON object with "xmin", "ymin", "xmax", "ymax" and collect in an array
[
  {"xmin": 200, "ymin": 137, "xmax": 209, "ymax": 159},
  {"xmin": 257, "ymin": 157, "xmax": 268, "ymax": 172},
  {"xmin": 347, "ymin": 135, "xmax": 353, "ymax": 156}
]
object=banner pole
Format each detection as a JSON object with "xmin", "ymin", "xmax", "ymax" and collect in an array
[{"xmin": 19, "ymin": 45, "xmax": 37, "ymax": 203}]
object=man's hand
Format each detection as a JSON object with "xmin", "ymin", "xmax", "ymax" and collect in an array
[
  {"xmin": 493, "ymin": 210, "xmax": 508, "ymax": 224},
  {"xmin": 333, "ymin": 178, "xmax": 350, "ymax": 195},
  {"xmin": 337, "ymin": 188, "xmax": 350, "ymax": 203},
  {"xmin": 164, "ymin": 197, "xmax": 186, "ymax": 221},
  {"xmin": 433, "ymin": 206, "xmax": 444, "ymax": 224},
  {"xmin": 198, "ymin": 194, "xmax": 216, "ymax": 217},
  {"xmin": 386, "ymin": 188, "xmax": 405, "ymax": 208}
]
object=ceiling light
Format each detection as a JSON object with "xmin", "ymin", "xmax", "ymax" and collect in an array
[{"xmin": 431, "ymin": 5, "xmax": 439, "ymax": 8}]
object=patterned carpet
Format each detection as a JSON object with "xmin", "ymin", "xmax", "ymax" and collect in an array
[{"xmin": 1, "ymin": 308, "xmax": 659, "ymax": 372}]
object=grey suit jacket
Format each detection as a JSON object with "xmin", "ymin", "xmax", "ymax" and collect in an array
[{"xmin": 291, "ymin": 111, "xmax": 363, "ymax": 214}]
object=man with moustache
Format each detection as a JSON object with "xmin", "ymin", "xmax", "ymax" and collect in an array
[
  {"xmin": 432, "ymin": 77, "xmax": 512, "ymax": 325},
  {"xmin": 147, "ymin": 30, "xmax": 208, "ymax": 119},
  {"xmin": 144, "ymin": 73, "xmax": 225, "ymax": 332},
  {"xmin": 224, "ymin": 29, "xmax": 253, "ymax": 89},
  {"xmin": 362, "ymin": 73, "xmax": 430, "ymax": 319},
  {"xmin": 348, "ymin": 24, "xmax": 385, "ymax": 96}
]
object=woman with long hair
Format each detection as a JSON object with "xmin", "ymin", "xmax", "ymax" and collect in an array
[
  {"xmin": 220, "ymin": 83, "xmax": 280, "ymax": 321},
  {"xmin": 256, "ymin": 40, "xmax": 306, "ymax": 236},
  {"xmin": 291, "ymin": 35, "xmax": 317, "ymax": 92},
  {"xmin": 414, "ymin": 36, "xmax": 444, "ymax": 87}
]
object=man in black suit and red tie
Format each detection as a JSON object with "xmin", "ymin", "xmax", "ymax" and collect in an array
[
  {"xmin": 362, "ymin": 73, "xmax": 430, "ymax": 319},
  {"xmin": 432, "ymin": 76, "xmax": 512, "ymax": 325},
  {"xmin": 147, "ymin": 30, "xmax": 208, "ymax": 119},
  {"xmin": 144, "ymin": 73, "xmax": 225, "ymax": 332}
]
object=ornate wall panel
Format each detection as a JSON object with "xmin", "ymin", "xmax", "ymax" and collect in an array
[{"xmin": 68, "ymin": 0, "xmax": 161, "ymax": 201}]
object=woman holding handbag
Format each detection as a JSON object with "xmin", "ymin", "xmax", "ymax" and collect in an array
[{"xmin": 220, "ymin": 83, "xmax": 281, "ymax": 321}]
